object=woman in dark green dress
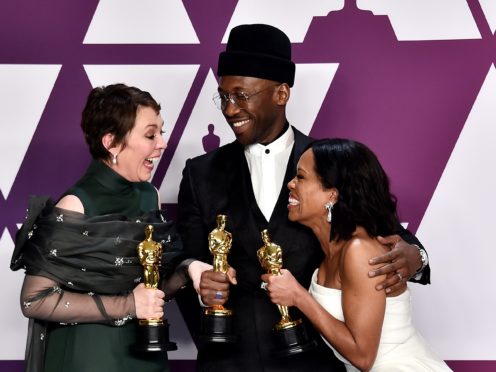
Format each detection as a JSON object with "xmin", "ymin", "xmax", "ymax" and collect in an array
[{"xmin": 11, "ymin": 84, "xmax": 210, "ymax": 372}]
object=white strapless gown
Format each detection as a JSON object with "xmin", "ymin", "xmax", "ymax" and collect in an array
[{"xmin": 309, "ymin": 269, "xmax": 452, "ymax": 371}]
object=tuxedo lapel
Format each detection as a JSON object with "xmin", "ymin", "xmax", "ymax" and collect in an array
[
  {"xmin": 227, "ymin": 144, "xmax": 266, "ymax": 226},
  {"xmin": 225, "ymin": 128, "xmax": 312, "ymax": 259},
  {"xmin": 268, "ymin": 145, "xmax": 295, "ymax": 230},
  {"xmin": 223, "ymin": 143, "xmax": 268, "ymax": 260}
]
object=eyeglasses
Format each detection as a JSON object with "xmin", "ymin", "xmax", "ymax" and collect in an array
[{"xmin": 212, "ymin": 84, "xmax": 280, "ymax": 110}]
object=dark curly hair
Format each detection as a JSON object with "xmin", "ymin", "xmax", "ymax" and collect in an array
[
  {"xmin": 81, "ymin": 83, "xmax": 161, "ymax": 161},
  {"xmin": 306, "ymin": 138, "xmax": 398, "ymax": 241}
]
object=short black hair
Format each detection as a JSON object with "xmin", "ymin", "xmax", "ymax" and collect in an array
[{"xmin": 306, "ymin": 138, "xmax": 398, "ymax": 241}]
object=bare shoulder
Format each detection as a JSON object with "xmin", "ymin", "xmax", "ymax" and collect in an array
[
  {"xmin": 341, "ymin": 229, "xmax": 387, "ymax": 273},
  {"xmin": 56, "ymin": 195, "xmax": 84, "ymax": 214},
  {"xmin": 341, "ymin": 228, "xmax": 387, "ymax": 285},
  {"xmin": 344, "ymin": 233, "xmax": 384, "ymax": 261}
]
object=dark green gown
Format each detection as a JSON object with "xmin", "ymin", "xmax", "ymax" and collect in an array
[{"xmin": 43, "ymin": 160, "xmax": 170, "ymax": 372}]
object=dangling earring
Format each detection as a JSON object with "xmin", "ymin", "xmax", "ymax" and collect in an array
[
  {"xmin": 112, "ymin": 153, "xmax": 118, "ymax": 165},
  {"xmin": 324, "ymin": 201, "xmax": 333, "ymax": 223}
]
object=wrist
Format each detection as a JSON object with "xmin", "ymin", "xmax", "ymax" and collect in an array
[
  {"xmin": 294, "ymin": 285, "xmax": 308, "ymax": 309},
  {"xmin": 412, "ymin": 244, "xmax": 429, "ymax": 273}
]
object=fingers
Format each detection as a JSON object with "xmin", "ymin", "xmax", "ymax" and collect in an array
[
  {"xmin": 259, "ymin": 270, "xmax": 296, "ymax": 304},
  {"xmin": 369, "ymin": 248, "xmax": 400, "ymax": 265},
  {"xmin": 261, "ymin": 273, "xmax": 271, "ymax": 283},
  {"xmin": 368, "ymin": 259, "xmax": 403, "ymax": 278},
  {"xmin": 373, "ymin": 239, "xmax": 420, "ymax": 279},
  {"xmin": 226, "ymin": 266, "xmax": 237, "ymax": 285},
  {"xmin": 199, "ymin": 288, "xmax": 230, "ymax": 306},
  {"xmin": 377, "ymin": 234, "xmax": 401, "ymax": 246},
  {"xmin": 199, "ymin": 270, "xmax": 231, "ymax": 306},
  {"xmin": 384, "ymin": 280, "xmax": 407, "ymax": 295},
  {"xmin": 373, "ymin": 269, "xmax": 407, "ymax": 292},
  {"xmin": 200, "ymin": 270, "xmax": 230, "ymax": 287},
  {"xmin": 133, "ymin": 286, "xmax": 165, "ymax": 319},
  {"xmin": 371, "ymin": 236, "xmax": 421, "ymax": 285}
]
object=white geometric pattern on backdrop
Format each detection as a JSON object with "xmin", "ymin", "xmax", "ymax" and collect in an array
[
  {"xmin": 479, "ymin": 0, "xmax": 496, "ymax": 34},
  {"xmin": 3, "ymin": 1, "xmax": 496, "ymax": 365},
  {"xmin": 286, "ymin": 63, "xmax": 339, "ymax": 136},
  {"xmin": 159, "ymin": 63, "xmax": 339, "ymax": 204},
  {"xmin": 413, "ymin": 64, "xmax": 496, "ymax": 359},
  {"xmin": 0, "ymin": 64, "xmax": 61, "ymax": 199},
  {"xmin": 83, "ymin": 0, "xmax": 199, "ymax": 44},
  {"xmin": 223, "ymin": 0, "xmax": 344, "ymax": 42},
  {"xmin": 358, "ymin": 0, "xmax": 481, "ymax": 40},
  {"xmin": 84, "ymin": 64, "xmax": 200, "ymax": 181},
  {"xmin": 159, "ymin": 70, "xmax": 234, "ymax": 204}
]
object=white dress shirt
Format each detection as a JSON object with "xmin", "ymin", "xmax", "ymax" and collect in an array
[{"xmin": 244, "ymin": 126, "xmax": 295, "ymax": 221}]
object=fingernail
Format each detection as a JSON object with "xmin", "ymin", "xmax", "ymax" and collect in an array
[
  {"xmin": 376, "ymin": 284, "xmax": 383, "ymax": 290},
  {"xmin": 385, "ymin": 288, "xmax": 391, "ymax": 293},
  {"xmin": 368, "ymin": 271, "xmax": 375, "ymax": 277}
]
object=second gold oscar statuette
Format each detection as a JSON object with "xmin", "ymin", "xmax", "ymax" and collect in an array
[
  {"xmin": 199, "ymin": 214, "xmax": 237, "ymax": 343},
  {"xmin": 257, "ymin": 229, "xmax": 317, "ymax": 356}
]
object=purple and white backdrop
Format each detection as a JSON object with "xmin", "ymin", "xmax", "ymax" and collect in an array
[{"xmin": 1, "ymin": 1, "xmax": 495, "ymax": 371}]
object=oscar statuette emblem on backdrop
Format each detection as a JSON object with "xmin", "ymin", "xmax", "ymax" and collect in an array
[
  {"xmin": 257, "ymin": 229, "xmax": 317, "ymax": 356},
  {"xmin": 132, "ymin": 225, "xmax": 177, "ymax": 352},
  {"xmin": 199, "ymin": 214, "xmax": 236, "ymax": 343}
]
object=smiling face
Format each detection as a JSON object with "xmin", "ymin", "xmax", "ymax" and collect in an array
[
  {"xmin": 218, "ymin": 76, "xmax": 288, "ymax": 146},
  {"xmin": 287, "ymin": 148, "xmax": 336, "ymax": 228},
  {"xmin": 107, "ymin": 106, "xmax": 166, "ymax": 182}
]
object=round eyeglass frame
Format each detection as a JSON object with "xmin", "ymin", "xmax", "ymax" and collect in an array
[{"xmin": 212, "ymin": 84, "xmax": 281, "ymax": 110}]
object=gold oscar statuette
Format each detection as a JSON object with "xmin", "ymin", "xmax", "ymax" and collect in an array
[
  {"xmin": 132, "ymin": 225, "xmax": 177, "ymax": 352},
  {"xmin": 257, "ymin": 229, "xmax": 317, "ymax": 356},
  {"xmin": 199, "ymin": 214, "xmax": 236, "ymax": 343}
]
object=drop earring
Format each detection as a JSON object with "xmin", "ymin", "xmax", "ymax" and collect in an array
[
  {"xmin": 324, "ymin": 201, "xmax": 333, "ymax": 223},
  {"xmin": 112, "ymin": 153, "xmax": 118, "ymax": 165}
]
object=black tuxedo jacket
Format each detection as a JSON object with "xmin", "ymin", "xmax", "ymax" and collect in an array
[{"xmin": 176, "ymin": 126, "xmax": 427, "ymax": 371}]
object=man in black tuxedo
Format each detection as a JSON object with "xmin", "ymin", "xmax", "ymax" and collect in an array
[{"xmin": 176, "ymin": 24, "xmax": 430, "ymax": 371}]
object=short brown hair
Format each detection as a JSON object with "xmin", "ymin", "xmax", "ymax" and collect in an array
[{"xmin": 81, "ymin": 83, "xmax": 161, "ymax": 161}]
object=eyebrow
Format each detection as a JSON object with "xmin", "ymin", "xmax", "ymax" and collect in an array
[
  {"xmin": 296, "ymin": 166, "xmax": 308, "ymax": 173},
  {"xmin": 145, "ymin": 123, "xmax": 164, "ymax": 129},
  {"xmin": 218, "ymin": 86, "xmax": 246, "ymax": 93}
]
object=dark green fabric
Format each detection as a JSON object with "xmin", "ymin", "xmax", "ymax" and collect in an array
[
  {"xmin": 12, "ymin": 201, "xmax": 183, "ymax": 293},
  {"xmin": 42, "ymin": 161, "xmax": 169, "ymax": 372},
  {"xmin": 64, "ymin": 159, "xmax": 158, "ymax": 217},
  {"xmin": 44, "ymin": 323, "xmax": 169, "ymax": 372}
]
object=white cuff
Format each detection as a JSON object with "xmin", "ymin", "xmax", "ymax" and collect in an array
[{"xmin": 198, "ymin": 294, "xmax": 208, "ymax": 308}]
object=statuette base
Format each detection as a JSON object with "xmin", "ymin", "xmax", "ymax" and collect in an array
[
  {"xmin": 272, "ymin": 320, "xmax": 317, "ymax": 357},
  {"xmin": 131, "ymin": 320, "xmax": 177, "ymax": 353},
  {"xmin": 199, "ymin": 311, "xmax": 237, "ymax": 343}
]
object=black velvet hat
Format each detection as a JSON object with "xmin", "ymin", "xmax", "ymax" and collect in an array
[{"xmin": 217, "ymin": 24, "xmax": 295, "ymax": 87}]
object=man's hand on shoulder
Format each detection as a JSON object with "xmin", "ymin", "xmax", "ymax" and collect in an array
[{"xmin": 368, "ymin": 235, "xmax": 422, "ymax": 293}]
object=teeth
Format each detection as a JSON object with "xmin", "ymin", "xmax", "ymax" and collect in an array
[
  {"xmin": 233, "ymin": 119, "xmax": 249, "ymax": 128},
  {"xmin": 288, "ymin": 197, "xmax": 300, "ymax": 206},
  {"xmin": 146, "ymin": 158, "xmax": 157, "ymax": 163}
]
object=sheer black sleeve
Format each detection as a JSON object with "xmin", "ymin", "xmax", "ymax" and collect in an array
[{"xmin": 21, "ymin": 275, "xmax": 135, "ymax": 326}]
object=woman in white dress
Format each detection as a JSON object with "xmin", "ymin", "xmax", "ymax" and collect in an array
[{"xmin": 262, "ymin": 138, "xmax": 451, "ymax": 372}]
